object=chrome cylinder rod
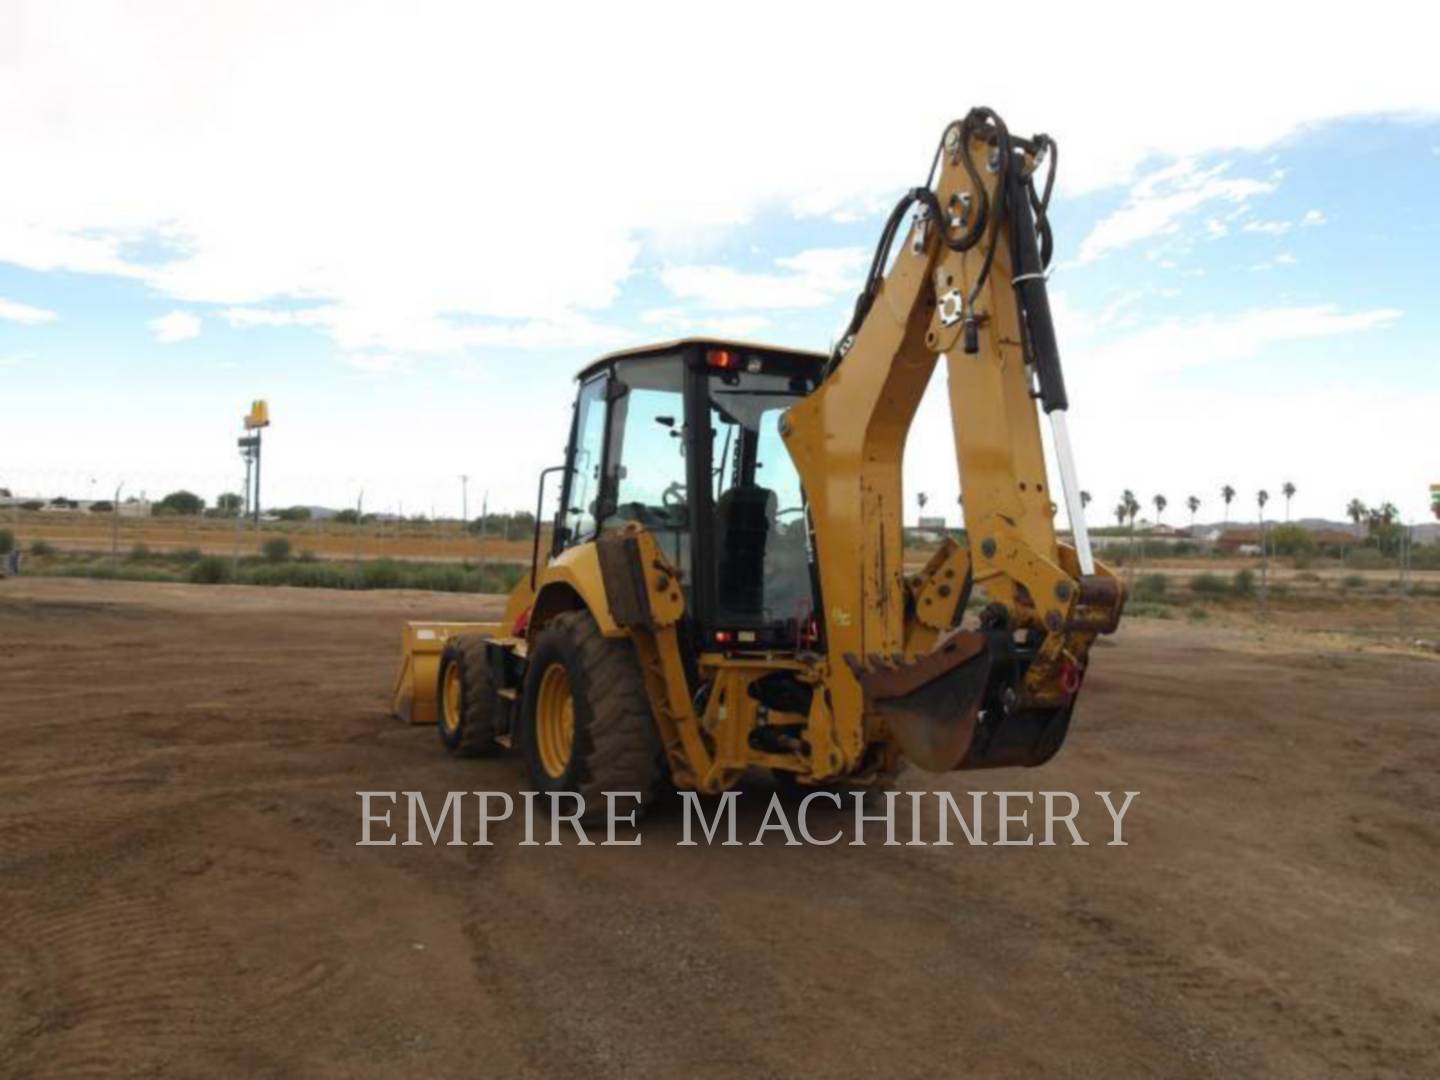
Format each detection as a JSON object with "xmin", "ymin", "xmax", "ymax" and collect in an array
[{"xmin": 1049, "ymin": 409, "xmax": 1094, "ymax": 575}]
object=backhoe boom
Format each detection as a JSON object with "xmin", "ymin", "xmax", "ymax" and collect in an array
[{"xmin": 782, "ymin": 107, "xmax": 1122, "ymax": 774}]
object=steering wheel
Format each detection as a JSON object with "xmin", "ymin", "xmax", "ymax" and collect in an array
[{"xmin": 661, "ymin": 481, "xmax": 688, "ymax": 508}]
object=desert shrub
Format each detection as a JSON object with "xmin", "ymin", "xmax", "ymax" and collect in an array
[
  {"xmin": 360, "ymin": 558, "xmax": 403, "ymax": 589},
  {"xmin": 30, "ymin": 539, "xmax": 55, "ymax": 556},
  {"xmin": 1269, "ymin": 582, "xmax": 1291, "ymax": 598},
  {"xmin": 89, "ymin": 500, "xmax": 114, "ymax": 513},
  {"xmin": 128, "ymin": 542, "xmax": 151, "ymax": 561},
  {"xmin": 1189, "ymin": 572, "xmax": 1227, "ymax": 596},
  {"xmin": 1294, "ymin": 570, "xmax": 1322, "ymax": 583},
  {"xmin": 1135, "ymin": 573, "xmax": 1169, "ymax": 601},
  {"xmin": 1341, "ymin": 573, "xmax": 1365, "ymax": 590},
  {"xmin": 1345, "ymin": 547, "xmax": 1389, "ymax": 570},
  {"xmin": 60, "ymin": 562, "xmax": 177, "ymax": 583},
  {"xmin": 0, "ymin": 529, "xmax": 13, "ymax": 554},
  {"xmin": 262, "ymin": 537, "xmax": 292, "ymax": 563},
  {"xmin": 1410, "ymin": 545, "xmax": 1440, "ymax": 570},
  {"xmin": 20, "ymin": 500, "xmax": 44, "ymax": 511},
  {"xmin": 1269, "ymin": 524, "xmax": 1316, "ymax": 557},
  {"xmin": 406, "ymin": 565, "xmax": 469, "ymax": 593},
  {"xmin": 1187, "ymin": 605, "xmax": 1209, "ymax": 623},
  {"xmin": 1232, "ymin": 569, "xmax": 1255, "ymax": 596},
  {"xmin": 297, "ymin": 549, "xmax": 318, "ymax": 562},
  {"xmin": 188, "ymin": 556, "xmax": 233, "ymax": 584},
  {"xmin": 1126, "ymin": 601, "xmax": 1174, "ymax": 620},
  {"xmin": 172, "ymin": 547, "xmax": 204, "ymax": 563},
  {"xmin": 242, "ymin": 561, "xmax": 352, "ymax": 589}
]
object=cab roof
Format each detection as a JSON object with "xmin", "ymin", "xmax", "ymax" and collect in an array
[{"xmin": 576, "ymin": 337, "xmax": 826, "ymax": 382}]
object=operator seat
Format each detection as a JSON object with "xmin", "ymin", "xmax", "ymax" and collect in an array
[{"xmin": 715, "ymin": 485, "xmax": 776, "ymax": 615}]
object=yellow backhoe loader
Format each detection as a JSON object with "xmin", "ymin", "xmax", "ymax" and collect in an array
[{"xmin": 393, "ymin": 107, "xmax": 1123, "ymax": 818}]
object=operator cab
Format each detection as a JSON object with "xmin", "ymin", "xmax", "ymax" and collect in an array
[{"xmin": 551, "ymin": 339, "xmax": 823, "ymax": 651}]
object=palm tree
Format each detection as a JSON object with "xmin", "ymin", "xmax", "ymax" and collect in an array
[
  {"xmin": 1282, "ymin": 481, "xmax": 1296, "ymax": 521},
  {"xmin": 1186, "ymin": 495, "xmax": 1201, "ymax": 528},
  {"xmin": 1123, "ymin": 489, "xmax": 1139, "ymax": 526},
  {"xmin": 1377, "ymin": 501, "xmax": 1398, "ymax": 525},
  {"xmin": 1346, "ymin": 498, "xmax": 1367, "ymax": 528},
  {"xmin": 1221, "ymin": 484, "xmax": 1236, "ymax": 525},
  {"xmin": 1080, "ymin": 490, "xmax": 1092, "ymax": 511},
  {"xmin": 1152, "ymin": 494, "xmax": 1167, "ymax": 524},
  {"xmin": 1257, "ymin": 490, "xmax": 1271, "ymax": 604},
  {"xmin": 917, "ymin": 491, "xmax": 928, "ymax": 513},
  {"xmin": 1113, "ymin": 502, "xmax": 1127, "ymax": 528}
]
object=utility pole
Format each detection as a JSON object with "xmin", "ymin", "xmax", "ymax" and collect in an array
[
  {"xmin": 111, "ymin": 483, "xmax": 124, "ymax": 563},
  {"xmin": 353, "ymin": 491, "xmax": 364, "ymax": 574},
  {"xmin": 460, "ymin": 474, "xmax": 469, "ymax": 534}
]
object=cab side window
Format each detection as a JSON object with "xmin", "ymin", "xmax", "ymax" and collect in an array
[{"xmin": 561, "ymin": 375, "xmax": 608, "ymax": 546}]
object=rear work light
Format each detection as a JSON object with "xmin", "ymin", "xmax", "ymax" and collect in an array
[{"xmin": 706, "ymin": 348, "xmax": 741, "ymax": 371}]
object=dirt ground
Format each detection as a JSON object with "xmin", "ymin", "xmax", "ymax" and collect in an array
[{"xmin": 2, "ymin": 579, "xmax": 1438, "ymax": 1078}]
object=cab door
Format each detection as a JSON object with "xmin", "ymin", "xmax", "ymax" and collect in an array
[{"xmin": 556, "ymin": 372, "xmax": 610, "ymax": 551}]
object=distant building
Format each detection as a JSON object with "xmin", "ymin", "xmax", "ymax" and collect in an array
[
  {"xmin": 118, "ymin": 499, "xmax": 153, "ymax": 518},
  {"xmin": 917, "ymin": 516, "xmax": 947, "ymax": 530}
]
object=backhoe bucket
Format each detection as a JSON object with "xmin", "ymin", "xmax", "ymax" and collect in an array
[
  {"xmin": 849, "ymin": 631, "xmax": 1074, "ymax": 772},
  {"xmin": 847, "ymin": 632, "xmax": 991, "ymax": 772}
]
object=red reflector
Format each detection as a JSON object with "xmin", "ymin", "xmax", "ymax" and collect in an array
[
  {"xmin": 714, "ymin": 630, "xmax": 734, "ymax": 644},
  {"xmin": 706, "ymin": 348, "xmax": 740, "ymax": 370}
]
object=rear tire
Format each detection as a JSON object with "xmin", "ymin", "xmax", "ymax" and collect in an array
[
  {"xmin": 437, "ymin": 635, "xmax": 501, "ymax": 757},
  {"xmin": 521, "ymin": 610, "xmax": 664, "ymax": 823}
]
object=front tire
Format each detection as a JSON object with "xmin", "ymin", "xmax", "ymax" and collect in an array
[
  {"xmin": 520, "ymin": 610, "xmax": 664, "ymax": 822},
  {"xmin": 437, "ymin": 635, "xmax": 501, "ymax": 757}
]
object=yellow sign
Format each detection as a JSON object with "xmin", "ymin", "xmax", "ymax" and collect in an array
[{"xmin": 244, "ymin": 400, "xmax": 270, "ymax": 430}]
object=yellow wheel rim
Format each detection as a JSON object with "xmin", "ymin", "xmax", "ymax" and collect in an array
[
  {"xmin": 441, "ymin": 661, "xmax": 463, "ymax": 735},
  {"xmin": 535, "ymin": 661, "xmax": 575, "ymax": 779}
]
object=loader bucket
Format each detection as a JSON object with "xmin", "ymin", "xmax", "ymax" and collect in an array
[
  {"xmin": 392, "ymin": 622, "xmax": 499, "ymax": 726},
  {"xmin": 848, "ymin": 630, "xmax": 1074, "ymax": 772}
]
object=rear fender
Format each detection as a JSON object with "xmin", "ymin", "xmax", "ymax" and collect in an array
[{"xmin": 529, "ymin": 542, "xmax": 621, "ymax": 638}]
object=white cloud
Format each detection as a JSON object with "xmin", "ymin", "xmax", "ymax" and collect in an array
[
  {"xmin": 0, "ymin": 296, "xmax": 58, "ymax": 324},
  {"xmin": 148, "ymin": 310, "xmax": 201, "ymax": 343},
  {"xmin": 0, "ymin": 1, "xmax": 1434, "ymax": 360},
  {"xmin": 640, "ymin": 306, "xmax": 773, "ymax": 338},
  {"xmin": 1066, "ymin": 305, "xmax": 1400, "ymax": 376},
  {"xmin": 1302, "ymin": 209, "xmax": 1328, "ymax": 225},
  {"xmin": 1078, "ymin": 161, "xmax": 1279, "ymax": 263},
  {"xmin": 1274, "ymin": 252, "xmax": 1297, "ymax": 265},
  {"xmin": 661, "ymin": 247, "xmax": 867, "ymax": 310},
  {"xmin": 224, "ymin": 304, "xmax": 626, "ymax": 353},
  {"xmin": 339, "ymin": 352, "xmax": 413, "ymax": 375},
  {"xmin": 1242, "ymin": 219, "xmax": 1292, "ymax": 235}
]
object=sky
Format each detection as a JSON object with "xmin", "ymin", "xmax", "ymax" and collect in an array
[{"xmin": 1, "ymin": 1, "xmax": 1438, "ymax": 527}]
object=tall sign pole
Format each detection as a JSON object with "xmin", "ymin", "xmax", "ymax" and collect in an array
[{"xmin": 242, "ymin": 400, "xmax": 271, "ymax": 527}]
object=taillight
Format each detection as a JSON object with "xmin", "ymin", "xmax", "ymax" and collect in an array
[{"xmin": 706, "ymin": 348, "xmax": 740, "ymax": 371}]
